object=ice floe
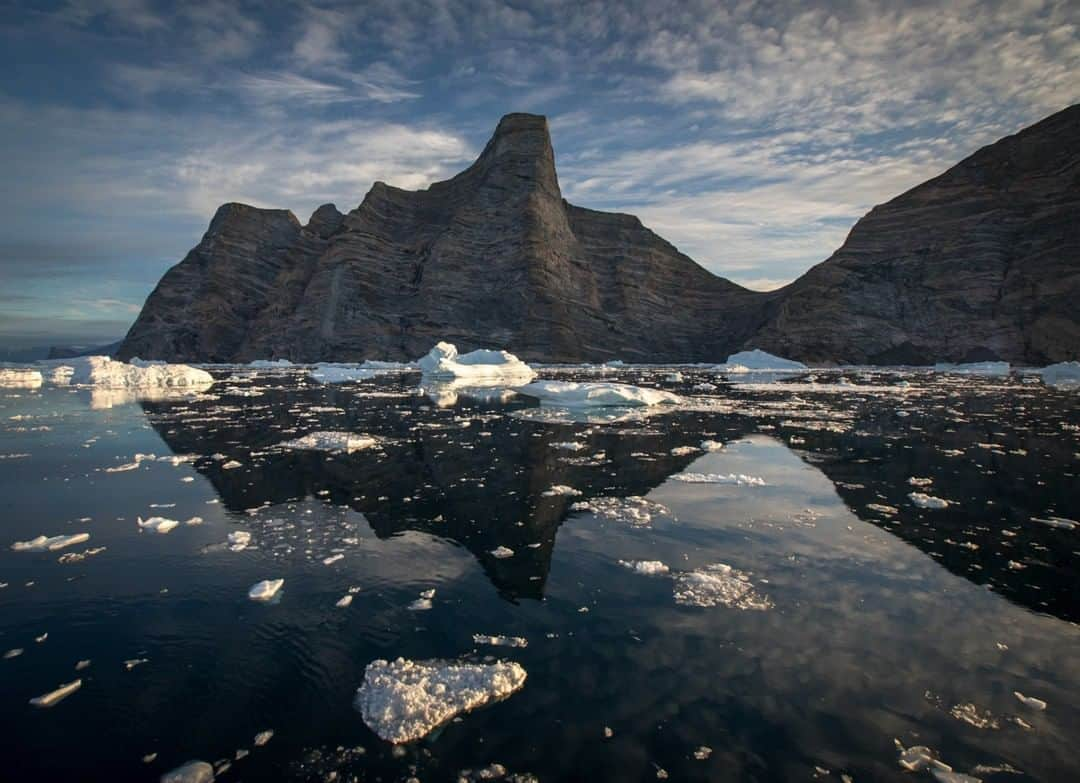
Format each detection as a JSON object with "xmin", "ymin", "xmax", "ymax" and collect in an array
[
  {"xmin": 518, "ymin": 380, "xmax": 681, "ymax": 407},
  {"xmin": 720, "ymin": 349, "xmax": 808, "ymax": 372},
  {"xmin": 354, "ymin": 657, "xmax": 528, "ymax": 743},
  {"xmin": 248, "ymin": 579, "xmax": 284, "ymax": 602},
  {"xmin": 672, "ymin": 564, "xmax": 772, "ymax": 610},
  {"xmin": 570, "ymin": 496, "xmax": 673, "ymax": 528},
  {"xmin": 277, "ymin": 431, "xmax": 379, "ymax": 453},
  {"xmin": 12, "ymin": 533, "xmax": 90, "ymax": 552},
  {"xmin": 417, "ymin": 342, "xmax": 536, "ymax": 382},
  {"xmin": 29, "ymin": 678, "xmax": 81, "ymax": 707}
]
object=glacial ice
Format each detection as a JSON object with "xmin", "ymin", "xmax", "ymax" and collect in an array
[
  {"xmin": 43, "ymin": 356, "xmax": 214, "ymax": 389},
  {"xmin": 354, "ymin": 657, "xmax": 528, "ymax": 743},
  {"xmin": 248, "ymin": 579, "xmax": 284, "ymax": 602},
  {"xmin": 277, "ymin": 431, "xmax": 379, "ymax": 453},
  {"xmin": 417, "ymin": 342, "xmax": 536, "ymax": 382},
  {"xmin": 518, "ymin": 380, "xmax": 681, "ymax": 407},
  {"xmin": 933, "ymin": 361, "xmax": 1010, "ymax": 376},
  {"xmin": 1039, "ymin": 361, "xmax": 1080, "ymax": 388},
  {"xmin": 0, "ymin": 368, "xmax": 43, "ymax": 387},
  {"xmin": 11, "ymin": 533, "xmax": 90, "ymax": 552},
  {"xmin": 720, "ymin": 349, "xmax": 808, "ymax": 371}
]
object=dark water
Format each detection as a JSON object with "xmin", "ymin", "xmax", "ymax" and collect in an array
[{"xmin": 1, "ymin": 367, "xmax": 1077, "ymax": 782}]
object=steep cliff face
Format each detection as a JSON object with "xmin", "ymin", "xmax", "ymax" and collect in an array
[
  {"xmin": 119, "ymin": 106, "xmax": 1080, "ymax": 365},
  {"xmin": 752, "ymin": 104, "xmax": 1080, "ymax": 364}
]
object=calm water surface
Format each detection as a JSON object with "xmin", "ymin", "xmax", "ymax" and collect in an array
[{"xmin": 1, "ymin": 367, "xmax": 1077, "ymax": 782}]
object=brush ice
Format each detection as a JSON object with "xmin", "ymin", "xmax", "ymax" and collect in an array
[
  {"xmin": 0, "ymin": 368, "xmax": 43, "ymax": 387},
  {"xmin": 248, "ymin": 579, "xmax": 284, "ymax": 602},
  {"xmin": 29, "ymin": 678, "xmax": 81, "ymax": 707},
  {"xmin": 672, "ymin": 564, "xmax": 772, "ymax": 610},
  {"xmin": 1039, "ymin": 361, "xmax": 1080, "ymax": 388},
  {"xmin": 354, "ymin": 657, "xmax": 527, "ymax": 743},
  {"xmin": 618, "ymin": 559, "xmax": 670, "ymax": 575},
  {"xmin": 160, "ymin": 760, "xmax": 215, "ymax": 783},
  {"xmin": 720, "ymin": 349, "xmax": 807, "ymax": 371},
  {"xmin": 47, "ymin": 356, "xmax": 214, "ymax": 389},
  {"xmin": 518, "ymin": 380, "xmax": 681, "ymax": 407},
  {"xmin": 417, "ymin": 342, "xmax": 536, "ymax": 382},
  {"xmin": 12, "ymin": 533, "xmax": 90, "ymax": 552},
  {"xmin": 138, "ymin": 516, "xmax": 180, "ymax": 534},
  {"xmin": 277, "ymin": 431, "xmax": 379, "ymax": 453}
]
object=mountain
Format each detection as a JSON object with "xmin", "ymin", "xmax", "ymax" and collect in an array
[{"xmin": 118, "ymin": 106, "xmax": 1080, "ymax": 365}]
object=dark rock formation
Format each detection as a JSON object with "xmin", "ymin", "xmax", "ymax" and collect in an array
[{"xmin": 119, "ymin": 106, "xmax": 1080, "ymax": 364}]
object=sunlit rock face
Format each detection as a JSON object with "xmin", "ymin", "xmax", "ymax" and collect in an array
[{"xmin": 119, "ymin": 106, "xmax": 1080, "ymax": 366}]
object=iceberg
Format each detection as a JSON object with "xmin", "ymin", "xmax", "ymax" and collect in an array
[
  {"xmin": 518, "ymin": 380, "xmax": 681, "ymax": 408},
  {"xmin": 42, "ymin": 356, "xmax": 214, "ymax": 389},
  {"xmin": 720, "ymin": 349, "xmax": 807, "ymax": 372},
  {"xmin": 249, "ymin": 359, "xmax": 294, "ymax": 368},
  {"xmin": 354, "ymin": 657, "xmax": 527, "ymax": 744},
  {"xmin": 12, "ymin": 533, "xmax": 90, "ymax": 552},
  {"xmin": 1039, "ymin": 361, "xmax": 1080, "ymax": 388},
  {"xmin": 0, "ymin": 368, "xmax": 43, "ymax": 387},
  {"xmin": 137, "ymin": 516, "xmax": 180, "ymax": 534},
  {"xmin": 933, "ymin": 361, "xmax": 1010, "ymax": 376},
  {"xmin": 417, "ymin": 342, "xmax": 536, "ymax": 382}
]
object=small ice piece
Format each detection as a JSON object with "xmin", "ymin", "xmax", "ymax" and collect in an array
[
  {"xmin": 75, "ymin": 659, "xmax": 91, "ymax": 670},
  {"xmin": 1013, "ymin": 691, "xmax": 1047, "ymax": 710},
  {"xmin": 227, "ymin": 531, "xmax": 252, "ymax": 551},
  {"xmin": 29, "ymin": 679, "xmax": 81, "ymax": 707},
  {"xmin": 618, "ymin": 560, "xmax": 670, "ymax": 576},
  {"xmin": 336, "ymin": 594, "xmax": 354, "ymax": 608},
  {"xmin": 897, "ymin": 744, "xmax": 951, "ymax": 773},
  {"xmin": 1031, "ymin": 516, "xmax": 1078, "ymax": 530},
  {"xmin": 908, "ymin": 477, "xmax": 934, "ymax": 486},
  {"xmin": 551, "ymin": 441, "xmax": 586, "ymax": 451},
  {"xmin": 253, "ymin": 730, "xmax": 273, "ymax": 746},
  {"xmin": 518, "ymin": 380, "xmax": 680, "ymax": 408},
  {"xmin": 693, "ymin": 746, "xmax": 712, "ymax": 760},
  {"xmin": 138, "ymin": 516, "xmax": 180, "ymax": 534},
  {"xmin": 277, "ymin": 431, "xmax": 379, "ymax": 454},
  {"xmin": 541, "ymin": 485, "xmax": 582, "ymax": 497},
  {"xmin": 12, "ymin": 533, "xmax": 90, "ymax": 552},
  {"xmin": 472, "ymin": 634, "xmax": 528, "ymax": 648},
  {"xmin": 323, "ymin": 554, "xmax": 344, "ymax": 565},
  {"xmin": 416, "ymin": 342, "xmax": 536, "ymax": 382},
  {"xmin": 221, "ymin": 460, "xmax": 243, "ymax": 470},
  {"xmin": 909, "ymin": 492, "xmax": 950, "ymax": 509},
  {"xmin": 0, "ymin": 368, "xmax": 43, "ymax": 387},
  {"xmin": 248, "ymin": 579, "xmax": 284, "ymax": 602},
  {"xmin": 354, "ymin": 657, "xmax": 527, "ymax": 743},
  {"xmin": 670, "ymin": 445, "xmax": 699, "ymax": 456},
  {"xmin": 671, "ymin": 472, "xmax": 766, "ymax": 486},
  {"xmin": 672, "ymin": 564, "xmax": 772, "ymax": 610},
  {"xmin": 490, "ymin": 546, "xmax": 515, "ymax": 559},
  {"xmin": 125, "ymin": 658, "xmax": 149, "ymax": 670},
  {"xmin": 4, "ymin": 648, "xmax": 24, "ymax": 659},
  {"xmin": 720, "ymin": 349, "xmax": 807, "ymax": 371},
  {"xmin": 159, "ymin": 760, "xmax": 215, "ymax": 783},
  {"xmin": 700, "ymin": 440, "xmax": 724, "ymax": 451}
]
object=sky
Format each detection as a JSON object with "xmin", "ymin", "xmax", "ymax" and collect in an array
[{"xmin": 1, "ymin": 0, "xmax": 1077, "ymax": 351}]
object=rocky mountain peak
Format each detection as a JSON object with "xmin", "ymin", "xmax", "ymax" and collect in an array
[{"xmin": 305, "ymin": 203, "xmax": 345, "ymax": 238}]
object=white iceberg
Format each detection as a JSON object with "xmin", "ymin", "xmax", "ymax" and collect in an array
[
  {"xmin": 248, "ymin": 578, "xmax": 284, "ymax": 602},
  {"xmin": 720, "ymin": 349, "xmax": 807, "ymax": 372},
  {"xmin": 354, "ymin": 657, "xmax": 527, "ymax": 744},
  {"xmin": 518, "ymin": 380, "xmax": 681, "ymax": 408},
  {"xmin": 933, "ymin": 361, "xmax": 1010, "ymax": 376},
  {"xmin": 1039, "ymin": 361, "xmax": 1080, "ymax": 388},
  {"xmin": 0, "ymin": 368, "xmax": 43, "ymax": 387},
  {"xmin": 417, "ymin": 342, "xmax": 536, "ymax": 382},
  {"xmin": 12, "ymin": 533, "xmax": 90, "ymax": 552},
  {"xmin": 42, "ymin": 356, "xmax": 214, "ymax": 389},
  {"xmin": 277, "ymin": 431, "xmax": 379, "ymax": 453}
]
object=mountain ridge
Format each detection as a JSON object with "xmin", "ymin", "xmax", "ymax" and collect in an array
[{"xmin": 118, "ymin": 106, "xmax": 1080, "ymax": 365}]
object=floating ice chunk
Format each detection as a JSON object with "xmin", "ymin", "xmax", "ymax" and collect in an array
[
  {"xmin": 571, "ymin": 496, "xmax": 672, "ymax": 528},
  {"xmin": 1031, "ymin": 516, "xmax": 1077, "ymax": 530},
  {"xmin": 277, "ymin": 431, "xmax": 379, "ymax": 453},
  {"xmin": 160, "ymin": 760, "xmax": 215, "ymax": 783},
  {"xmin": 227, "ymin": 531, "xmax": 251, "ymax": 551},
  {"xmin": 309, "ymin": 365, "xmax": 376, "ymax": 383},
  {"xmin": 248, "ymin": 579, "xmax": 284, "ymax": 602},
  {"xmin": 672, "ymin": 472, "xmax": 766, "ymax": 486},
  {"xmin": 12, "ymin": 533, "xmax": 90, "ymax": 552},
  {"xmin": 125, "ymin": 658, "xmax": 149, "ymax": 670},
  {"xmin": 0, "ymin": 368, "xmax": 43, "ymax": 387},
  {"xmin": 896, "ymin": 743, "xmax": 951, "ymax": 773},
  {"xmin": 541, "ymin": 485, "xmax": 582, "ymax": 497},
  {"xmin": 618, "ymin": 559, "xmax": 670, "ymax": 576},
  {"xmin": 908, "ymin": 477, "xmax": 934, "ymax": 486},
  {"xmin": 473, "ymin": 634, "xmax": 528, "ymax": 648},
  {"xmin": 249, "ymin": 359, "xmax": 293, "ymax": 368},
  {"xmin": 720, "ymin": 349, "xmax": 807, "ymax": 371},
  {"xmin": 949, "ymin": 702, "xmax": 1000, "ymax": 729},
  {"xmin": 518, "ymin": 380, "xmax": 680, "ymax": 407},
  {"xmin": 4, "ymin": 648, "xmax": 23, "ymax": 659},
  {"xmin": 138, "ymin": 516, "xmax": 180, "ymax": 534},
  {"xmin": 417, "ymin": 342, "xmax": 536, "ymax": 382},
  {"xmin": 551, "ymin": 441, "xmax": 586, "ymax": 451},
  {"xmin": 336, "ymin": 594, "xmax": 354, "ymax": 608},
  {"xmin": 931, "ymin": 771, "xmax": 981, "ymax": 783},
  {"xmin": 665, "ymin": 372, "xmax": 683, "ymax": 382},
  {"xmin": 1038, "ymin": 361, "xmax": 1080, "ymax": 388},
  {"xmin": 933, "ymin": 361, "xmax": 1010, "ymax": 376},
  {"xmin": 490, "ymin": 546, "xmax": 515, "ymax": 559},
  {"xmin": 253, "ymin": 729, "xmax": 273, "ymax": 746},
  {"xmin": 672, "ymin": 564, "xmax": 772, "ymax": 610},
  {"xmin": 700, "ymin": 440, "xmax": 724, "ymax": 451},
  {"xmin": 670, "ymin": 445, "xmax": 699, "ymax": 456},
  {"xmin": 355, "ymin": 657, "xmax": 527, "ymax": 743},
  {"xmin": 693, "ymin": 746, "xmax": 713, "ymax": 760},
  {"xmin": 221, "ymin": 459, "xmax": 242, "ymax": 470},
  {"xmin": 909, "ymin": 492, "xmax": 950, "ymax": 509},
  {"xmin": 48, "ymin": 356, "xmax": 214, "ymax": 389},
  {"xmin": 29, "ymin": 679, "xmax": 81, "ymax": 707},
  {"xmin": 1013, "ymin": 691, "xmax": 1047, "ymax": 710}
]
